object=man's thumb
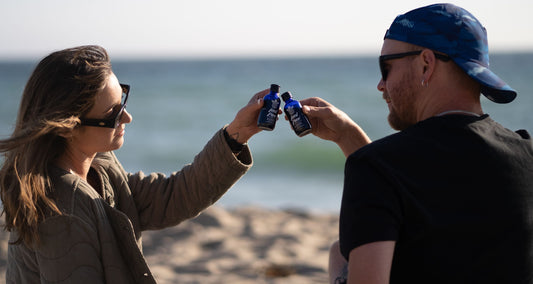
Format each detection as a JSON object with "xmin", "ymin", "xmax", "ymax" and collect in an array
[{"xmin": 302, "ymin": 105, "xmax": 324, "ymax": 118}]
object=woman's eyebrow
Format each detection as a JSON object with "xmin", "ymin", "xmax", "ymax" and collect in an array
[{"xmin": 99, "ymin": 103, "xmax": 119, "ymax": 115}]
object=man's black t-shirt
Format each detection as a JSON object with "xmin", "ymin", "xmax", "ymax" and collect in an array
[{"xmin": 340, "ymin": 114, "xmax": 533, "ymax": 283}]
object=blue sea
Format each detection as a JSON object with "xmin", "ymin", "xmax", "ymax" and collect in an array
[{"xmin": 1, "ymin": 54, "xmax": 532, "ymax": 212}]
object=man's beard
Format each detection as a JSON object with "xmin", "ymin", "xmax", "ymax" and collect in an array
[{"xmin": 386, "ymin": 75, "xmax": 419, "ymax": 131}]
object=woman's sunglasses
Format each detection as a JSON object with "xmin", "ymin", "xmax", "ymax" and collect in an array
[{"xmin": 80, "ymin": 84, "xmax": 130, "ymax": 128}]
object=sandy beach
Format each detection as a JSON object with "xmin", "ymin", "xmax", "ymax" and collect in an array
[{"xmin": 0, "ymin": 206, "xmax": 340, "ymax": 283}]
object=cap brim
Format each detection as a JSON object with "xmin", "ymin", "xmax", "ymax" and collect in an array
[{"xmin": 454, "ymin": 58, "xmax": 517, "ymax": 104}]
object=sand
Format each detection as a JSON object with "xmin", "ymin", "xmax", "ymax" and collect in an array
[{"xmin": 0, "ymin": 206, "xmax": 340, "ymax": 283}]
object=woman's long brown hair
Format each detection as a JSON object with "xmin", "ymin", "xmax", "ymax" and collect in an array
[{"xmin": 0, "ymin": 45, "xmax": 112, "ymax": 246}]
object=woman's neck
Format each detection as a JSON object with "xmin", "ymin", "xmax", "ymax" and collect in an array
[{"xmin": 55, "ymin": 152, "xmax": 94, "ymax": 180}]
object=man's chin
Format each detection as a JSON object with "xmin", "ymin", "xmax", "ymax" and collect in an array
[{"xmin": 388, "ymin": 114, "xmax": 411, "ymax": 131}]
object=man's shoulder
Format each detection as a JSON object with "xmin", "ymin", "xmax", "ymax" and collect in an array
[
  {"xmin": 351, "ymin": 130, "xmax": 413, "ymax": 157},
  {"xmin": 348, "ymin": 116, "xmax": 469, "ymax": 160}
]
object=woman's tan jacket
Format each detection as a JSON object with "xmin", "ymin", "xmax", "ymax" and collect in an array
[{"xmin": 6, "ymin": 128, "xmax": 252, "ymax": 283}]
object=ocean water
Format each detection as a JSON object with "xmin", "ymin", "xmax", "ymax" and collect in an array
[{"xmin": 1, "ymin": 53, "xmax": 532, "ymax": 212}]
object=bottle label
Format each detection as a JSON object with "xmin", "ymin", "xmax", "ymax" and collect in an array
[
  {"xmin": 257, "ymin": 98, "xmax": 280, "ymax": 130},
  {"xmin": 286, "ymin": 106, "xmax": 312, "ymax": 136},
  {"xmin": 264, "ymin": 99, "xmax": 280, "ymax": 122}
]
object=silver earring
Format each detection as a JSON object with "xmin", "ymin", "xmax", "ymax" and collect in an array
[{"xmin": 421, "ymin": 79, "xmax": 428, "ymax": 87}]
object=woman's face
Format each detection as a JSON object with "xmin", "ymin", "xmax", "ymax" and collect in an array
[{"xmin": 70, "ymin": 73, "xmax": 132, "ymax": 155}]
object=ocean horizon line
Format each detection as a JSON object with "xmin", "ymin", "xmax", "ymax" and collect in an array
[{"xmin": 1, "ymin": 50, "xmax": 532, "ymax": 63}]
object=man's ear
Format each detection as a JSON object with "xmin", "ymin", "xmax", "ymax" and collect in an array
[{"xmin": 420, "ymin": 49, "xmax": 436, "ymax": 82}]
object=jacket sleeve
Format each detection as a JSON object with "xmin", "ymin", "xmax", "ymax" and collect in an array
[{"xmin": 125, "ymin": 127, "xmax": 252, "ymax": 230}]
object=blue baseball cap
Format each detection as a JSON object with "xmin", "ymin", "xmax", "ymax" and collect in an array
[{"xmin": 384, "ymin": 3, "xmax": 517, "ymax": 103}]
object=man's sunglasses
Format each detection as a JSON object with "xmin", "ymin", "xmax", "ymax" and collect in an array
[
  {"xmin": 80, "ymin": 84, "xmax": 130, "ymax": 128},
  {"xmin": 379, "ymin": 51, "xmax": 451, "ymax": 81}
]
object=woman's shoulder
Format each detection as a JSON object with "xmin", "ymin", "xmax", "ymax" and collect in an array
[
  {"xmin": 48, "ymin": 166, "xmax": 103, "ymax": 215},
  {"xmin": 92, "ymin": 151, "xmax": 127, "ymax": 178},
  {"xmin": 93, "ymin": 151, "xmax": 119, "ymax": 167}
]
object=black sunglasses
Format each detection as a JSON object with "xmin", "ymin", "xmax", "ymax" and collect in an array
[
  {"xmin": 379, "ymin": 51, "xmax": 451, "ymax": 81},
  {"xmin": 80, "ymin": 84, "xmax": 130, "ymax": 128}
]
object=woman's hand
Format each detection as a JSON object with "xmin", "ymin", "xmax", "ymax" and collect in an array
[{"xmin": 226, "ymin": 89, "xmax": 280, "ymax": 144}]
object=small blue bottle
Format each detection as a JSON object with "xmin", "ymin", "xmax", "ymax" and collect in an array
[
  {"xmin": 257, "ymin": 84, "xmax": 281, "ymax": 131},
  {"xmin": 282, "ymin": 91, "xmax": 312, "ymax": 137}
]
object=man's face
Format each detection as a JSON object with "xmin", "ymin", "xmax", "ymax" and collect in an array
[{"xmin": 378, "ymin": 39, "xmax": 422, "ymax": 131}]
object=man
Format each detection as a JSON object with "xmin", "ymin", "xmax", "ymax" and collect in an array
[{"xmin": 300, "ymin": 4, "xmax": 533, "ymax": 283}]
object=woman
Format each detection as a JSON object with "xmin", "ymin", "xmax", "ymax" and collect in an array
[{"xmin": 0, "ymin": 45, "xmax": 268, "ymax": 283}]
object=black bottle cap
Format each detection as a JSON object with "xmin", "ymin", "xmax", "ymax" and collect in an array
[
  {"xmin": 270, "ymin": 84, "xmax": 280, "ymax": 93},
  {"xmin": 281, "ymin": 91, "xmax": 292, "ymax": 102}
]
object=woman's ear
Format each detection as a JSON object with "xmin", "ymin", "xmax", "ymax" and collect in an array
[{"xmin": 54, "ymin": 116, "xmax": 80, "ymax": 139}]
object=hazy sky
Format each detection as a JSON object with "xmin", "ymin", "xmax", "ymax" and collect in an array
[{"xmin": 2, "ymin": 0, "xmax": 532, "ymax": 60}]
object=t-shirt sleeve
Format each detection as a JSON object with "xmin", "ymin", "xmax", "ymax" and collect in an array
[{"xmin": 339, "ymin": 154, "xmax": 403, "ymax": 260}]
